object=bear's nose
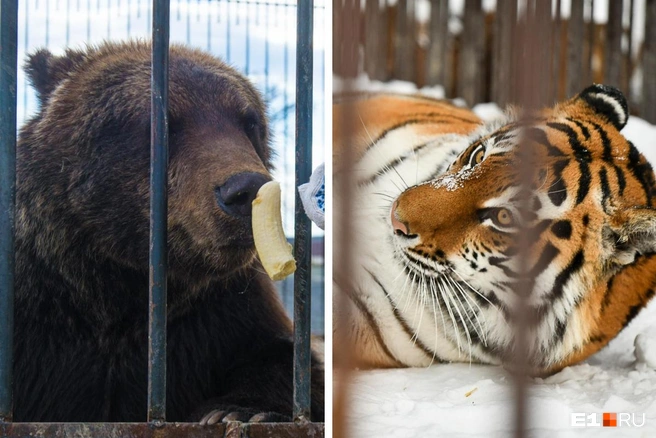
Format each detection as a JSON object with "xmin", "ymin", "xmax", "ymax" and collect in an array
[{"xmin": 217, "ymin": 172, "xmax": 271, "ymax": 218}]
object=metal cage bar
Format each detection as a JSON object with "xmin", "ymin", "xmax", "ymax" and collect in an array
[
  {"xmin": 0, "ymin": 0, "xmax": 323, "ymax": 434},
  {"xmin": 0, "ymin": 0, "xmax": 18, "ymax": 423},
  {"xmin": 148, "ymin": 0, "xmax": 170, "ymax": 423},
  {"xmin": 292, "ymin": 0, "xmax": 314, "ymax": 423}
]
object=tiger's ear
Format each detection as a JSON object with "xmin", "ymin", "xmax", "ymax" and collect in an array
[
  {"xmin": 577, "ymin": 84, "xmax": 629, "ymax": 131},
  {"xmin": 608, "ymin": 208, "xmax": 656, "ymax": 265}
]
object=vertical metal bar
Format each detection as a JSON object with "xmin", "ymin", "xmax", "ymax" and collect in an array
[
  {"xmin": 148, "ymin": 0, "xmax": 169, "ymax": 423},
  {"xmin": 293, "ymin": 0, "xmax": 313, "ymax": 423},
  {"xmin": 0, "ymin": 0, "xmax": 18, "ymax": 423}
]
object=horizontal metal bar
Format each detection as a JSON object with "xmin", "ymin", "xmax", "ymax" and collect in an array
[
  {"xmin": 148, "ymin": 0, "xmax": 170, "ymax": 423},
  {"xmin": 0, "ymin": 0, "xmax": 19, "ymax": 423},
  {"xmin": 292, "ymin": 0, "xmax": 314, "ymax": 424},
  {"xmin": 0, "ymin": 422, "xmax": 325, "ymax": 438}
]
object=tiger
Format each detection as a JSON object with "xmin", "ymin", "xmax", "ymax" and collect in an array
[{"xmin": 333, "ymin": 84, "xmax": 656, "ymax": 375}]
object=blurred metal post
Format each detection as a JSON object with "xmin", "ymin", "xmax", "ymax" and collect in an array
[
  {"xmin": 293, "ymin": 0, "xmax": 313, "ymax": 423},
  {"xmin": 148, "ymin": 0, "xmax": 170, "ymax": 423},
  {"xmin": 0, "ymin": 0, "xmax": 18, "ymax": 423}
]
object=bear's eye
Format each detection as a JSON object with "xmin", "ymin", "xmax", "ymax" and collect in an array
[
  {"xmin": 242, "ymin": 111, "xmax": 260, "ymax": 136},
  {"xmin": 469, "ymin": 145, "xmax": 485, "ymax": 167}
]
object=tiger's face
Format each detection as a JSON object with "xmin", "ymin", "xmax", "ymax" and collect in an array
[{"xmin": 390, "ymin": 85, "xmax": 656, "ymax": 372}]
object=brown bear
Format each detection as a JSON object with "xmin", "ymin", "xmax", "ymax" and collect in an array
[{"xmin": 14, "ymin": 41, "xmax": 324, "ymax": 422}]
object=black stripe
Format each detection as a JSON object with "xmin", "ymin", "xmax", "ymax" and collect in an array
[
  {"xmin": 552, "ymin": 318, "xmax": 568, "ymax": 345},
  {"xmin": 551, "ymin": 220, "xmax": 572, "ymax": 240},
  {"xmin": 336, "ymin": 276, "xmax": 402, "ymax": 365},
  {"xmin": 628, "ymin": 141, "xmax": 655, "ymax": 206},
  {"xmin": 549, "ymin": 159, "xmax": 569, "ymax": 206},
  {"xmin": 526, "ymin": 127, "xmax": 565, "ymax": 157},
  {"xmin": 547, "ymin": 122, "xmax": 592, "ymax": 204},
  {"xmin": 528, "ymin": 243, "xmax": 560, "ymax": 278},
  {"xmin": 365, "ymin": 118, "xmax": 465, "ymax": 152},
  {"xmin": 361, "ymin": 141, "xmax": 432, "ymax": 186},
  {"xmin": 365, "ymin": 268, "xmax": 444, "ymax": 362},
  {"xmin": 548, "ymin": 250, "xmax": 585, "ymax": 302},
  {"xmin": 567, "ymin": 118, "xmax": 591, "ymax": 140},
  {"xmin": 589, "ymin": 121, "xmax": 613, "ymax": 163},
  {"xmin": 600, "ymin": 276, "xmax": 616, "ymax": 311},
  {"xmin": 599, "ymin": 167, "xmax": 611, "ymax": 210},
  {"xmin": 615, "ymin": 166, "xmax": 627, "ymax": 196}
]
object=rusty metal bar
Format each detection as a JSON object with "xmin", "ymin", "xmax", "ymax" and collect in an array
[
  {"xmin": 292, "ymin": 0, "xmax": 313, "ymax": 423},
  {"xmin": 0, "ymin": 0, "xmax": 18, "ymax": 423},
  {"xmin": 148, "ymin": 0, "xmax": 170, "ymax": 423},
  {"xmin": 0, "ymin": 422, "xmax": 324, "ymax": 438}
]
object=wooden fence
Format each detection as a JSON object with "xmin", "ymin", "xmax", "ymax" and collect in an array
[{"xmin": 334, "ymin": 0, "xmax": 656, "ymax": 123}]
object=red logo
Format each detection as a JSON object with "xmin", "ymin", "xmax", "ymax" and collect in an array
[{"xmin": 603, "ymin": 413, "xmax": 617, "ymax": 427}]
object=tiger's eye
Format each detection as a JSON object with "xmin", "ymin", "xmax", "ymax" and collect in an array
[
  {"xmin": 496, "ymin": 208, "xmax": 514, "ymax": 226},
  {"xmin": 472, "ymin": 147, "xmax": 485, "ymax": 165}
]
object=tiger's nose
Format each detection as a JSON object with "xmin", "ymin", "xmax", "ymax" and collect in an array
[
  {"xmin": 216, "ymin": 172, "xmax": 271, "ymax": 218},
  {"xmin": 391, "ymin": 200, "xmax": 409, "ymax": 236}
]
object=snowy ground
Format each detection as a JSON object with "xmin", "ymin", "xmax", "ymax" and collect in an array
[{"xmin": 341, "ymin": 78, "xmax": 656, "ymax": 437}]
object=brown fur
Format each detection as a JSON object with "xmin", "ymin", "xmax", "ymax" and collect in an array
[{"xmin": 15, "ymin": 41, "xmax": 323, "ymax": 422}]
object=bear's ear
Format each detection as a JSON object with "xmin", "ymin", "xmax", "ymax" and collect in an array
[
  {"xmin": 576, "ymin": 84, "xmax": 629, "ymax": 131},
  {"xmin": 606, "ymin": 208, "xmax": 656, "ymax": 266},
  {"xmin": 25, "ymin": 48, "xmax": 86, "ymax": 104}
]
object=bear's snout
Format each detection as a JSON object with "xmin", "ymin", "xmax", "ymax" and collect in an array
[{"xmin": 216, "ymin": 172, "xmax": 271, "ymax": 218}]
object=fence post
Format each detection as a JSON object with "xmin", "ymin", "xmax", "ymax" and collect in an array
[
  {"xmin": 605, "ymin": 0, "xmax": 623, "ymax": 89},
  {"xmin": 567, "ymin": 0, "xmax": 585, "ymax": 97},
  {"xmin": 493, "ymin": 0, "xmax": 517, "ymax": 106},
  {"xmin": 644, "ymin": 0, "xmax": 656, "ymax": 123},
  {"xmin": 364, "ymin": 0, "xmax": 381, "ymax": 80},
  {"xmin": 293, "ymin": 0, "xmax": 314, "ymax": 423},
  {"xmin": 0, "ymin": 0, "xmax": 18, "ymax": 423},
  {"xmin": 148, "ymin": 0, "xmax": 170, "ymax": 423},
  {"xmin": 393, "ymin": 0, "xmax": 415, "ymax": 82},
  {"xmin": 459, "ymin": 0, "xmax": 484, "ymax": 106},
  {"xmin": 426, "ymin": 0, "xmax": 448, "ymax": 88}
]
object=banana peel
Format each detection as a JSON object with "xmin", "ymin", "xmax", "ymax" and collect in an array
[{"xmin": 252, "ymin": 181, "xmax": 297, "ymax": 281}]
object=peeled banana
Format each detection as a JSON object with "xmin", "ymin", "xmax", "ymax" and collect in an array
[{"xmin": 252, "ymin": 181, "xmax": 297, "ymax": 281}]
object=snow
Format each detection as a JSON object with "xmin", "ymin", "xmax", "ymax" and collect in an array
[
  {"xmin": 635, "ymin": 327, "xmax": 656, "ymax": 369},
  {"xmin": 342, "ymin": 77, "xmax": 656, "ymax": 437}
]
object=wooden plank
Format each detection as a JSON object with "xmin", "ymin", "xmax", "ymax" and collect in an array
[
  {"xmin": 535, "ymin": 0, "xmax": 552, "ymax": 106},
  {"xmin": 393, "ymin": 0, "xmax": 415, "ymax": 82},
  {"xmin": 584, "ymin": 0, "xmax": 594, "ymax": 85},
  {"xmin": 605, "ymin": 0, "xmax": 623, "ymax": 88},
  {"xmin": 566, "ymin": 0, "xmax": 585, "ymax": 97},
  {"xmin": 551, "ymin": 0, "xmax": 563, "ymax": 101},
  {"xmin": 426, "ymin": 0, "xmax": 449, "ymax": 87},
  {"xmin": 644, "ymin": 0, "xmax": 656, "ymax": 123},
  {"xmin": 458, "ymin": 0, "xmax": 484, "ymax": 106},
  {"xmin": 626, "ymin": 0, "xmax": 635, "ymax": 93},
  {"xmin": 364, "ymin": 0, "xmax": 382, "ymax": 80}
]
